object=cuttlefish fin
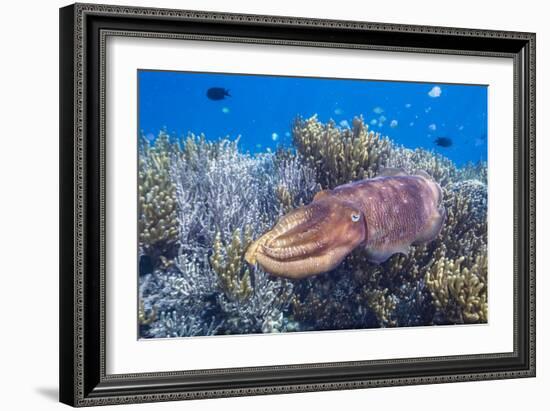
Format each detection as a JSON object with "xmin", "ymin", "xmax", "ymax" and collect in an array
[
  {"xmin": 415, "ymin": 170, "xmax": 434, "ymax": 181},
  {"xmin": 377, "ymin": 167, "xmax": 408, "ymax": 177},
  {"xmin": 365, "ymin": 243, "xmax": 411, "ymax": 264},
  {"xmin": 414, "ymin": 205, "xmax": 447, "ymax": 244}
]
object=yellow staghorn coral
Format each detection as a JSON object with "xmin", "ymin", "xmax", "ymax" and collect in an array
[
  {"xmin": 425, "ymin": 247, "xmax": 487, "ymax": 324},
  {"xmin": 173, "ymin": 132, "xmax": 224, "ymax": 169},
  {"xmin": 364, "ymin": 288, "xmax": 397, "ymax": 327},
  {"xmin": 210, "ymin": 227, "xmax": 254, "ymax": 302},
  {"xmin": 138, "ymin": 299, "xmax": 157, "ymax": 326},
  {"xmin": 138, "ymin": 131, "xmax": 180, "ymax": 259},
  {"xmin": 275, "ymin": 184, "xmax": 294, "ymax": 214},
  {"xmin": 292, "ymin": 115, "xmax": 392, "ymax": 189}
]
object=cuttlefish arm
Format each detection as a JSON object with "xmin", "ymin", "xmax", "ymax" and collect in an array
[{"xmin": 244, "ymin": 198, "xmax": 367, "ymax": 279}]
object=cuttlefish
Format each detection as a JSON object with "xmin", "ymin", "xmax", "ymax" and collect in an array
[{"xmin": 244, "ymin": 168, "xmax": 446, "ymax": 279}]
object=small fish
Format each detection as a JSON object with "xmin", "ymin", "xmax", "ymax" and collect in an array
[
  {"xmin": 206, "ymin": 87, "xmax": 230, "ymax": 100},
  {"xmin": 428, "ymin": 86, "xmax": 442, "ymax": 98},
  {"xmin": 339, "ymin": 120, "xmax": 350, "ymax": 128},
  {"xmin": 434, "ymin": 137, "xmax": 453, "ymax": 148}
]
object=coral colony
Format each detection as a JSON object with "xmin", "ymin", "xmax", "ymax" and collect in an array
[{"xmin": 138, "ymin": 115, "xmax": 488, "ymax": 338}]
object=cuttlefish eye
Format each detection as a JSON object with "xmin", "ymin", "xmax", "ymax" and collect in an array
[{"xmin": 351, "ymin": 213, "xmax": 360, "ymax": 222}]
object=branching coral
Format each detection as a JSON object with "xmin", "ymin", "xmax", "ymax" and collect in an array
[
  {"xmin": 139, "ymin": 134, "xmax": 298, "ymax": 337},
  {"xmin": 148, "ymin": 309, "xmax": 222, "ymax": 338},
  {"xmin": 293, "ymin": 115, "xmax": 392, "ymax": 188},
  {"xmin": 458, "ymin": 161, "xmax": 488, "ymax": 184},
  {"xmin": 210, "ymin": 228, "xmax": 253, "ymax": 302},
  {"xmin": 138, "ymin": 131, "xmax": 180, "ymax": 263},
  {"xmin": 139, "ymin": 114, "xmax": 489, "ymax": 338},
  {"xmin": 425, "ymin": 248, "xmax": 488, "ymax": 324},
  {"xmin": 364, "ymin": 288, "xmax": 397, "ymax": 327},
  {"xmin": 385, "ymin": 146, "xmax": 459, "ymax": 186},
  {"xmin": 273, "ymin": 150, "xmax": 319, "ymax": 214},
  {"xmin": 439, "ymin": 180, "xmax": 487, "ymax": 264},
  {"xmin": 138, "ymin": 299, "xmax": 157, "ymax": 326}
]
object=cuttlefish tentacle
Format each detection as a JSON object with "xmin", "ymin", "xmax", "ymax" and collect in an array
[
  {"xmin": 260, "ymin": 238, "xmax": 329, "ymax": 261},
  {"xmin": 268, "ymin": 206, "xmax": 328, "ymax": 246},
  {"xmin": 245, "ymin": 169, "xmax": 445, "ymax": 279}
]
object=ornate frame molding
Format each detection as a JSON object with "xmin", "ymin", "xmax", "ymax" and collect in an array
[{"xmin": 60, "ymin": 3, "xmax": 535, "ymax": 407}]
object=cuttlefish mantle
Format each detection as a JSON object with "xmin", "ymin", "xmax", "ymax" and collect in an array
[{"xmin": 244, "ymin": 168, "xmax": 446, "ymax": 279}]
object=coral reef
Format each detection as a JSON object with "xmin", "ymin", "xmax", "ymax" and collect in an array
[
  {"xmin": 293, "ymin": 115, "xmax": 392, "ymax": 188},
  {"xmin": 425, "ymin": 249, "xmax": 488, "ymax": 324},
  {"xmin": 139, "ymin": 133, "xmax": 298, "ymax": 338},
  {"xmin": 385, "ymin": 146, "xmax": 459, "ymax": 186},
  {"xmin": 139, "ymin": 114, "xmax": 488, "ymax": 338},
  {"xmin": 138, "ymin": 131, "xmax": 180, "ymax": 266},
  {"xmin": 210, "ymin": 228, "xmax": 254, "ymax": 302},
  {"xmin": 364, "ymin": 288, "xmax": 397, "ymax": 327}
]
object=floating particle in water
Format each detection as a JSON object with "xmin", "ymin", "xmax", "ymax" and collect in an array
[
  {"xmin": 428, "ymin": 86, "xmax": 442, "ymax": 98},
  {"xmin": 425, "ymin": 107, "xmax": 432, "ymax": 113},
  {"xmin": 428, "ymin": 123, "xmax": 437, "ymax": 131},
  {"xmin": 266, "ymin": 147, "xmax": 272, "ymax": 153},
  {"xmin": 409, "ymin": 122, "xmax": 414, "ymax": 127},
  {"xmin": 207, "ymin": 87, "xmax": 230, "ymax": 100},
  {"xmin": 434, "ymin": 137, "xmax": 453, "ymax": 147},
  {"xmin": 256, "ymin": 143, "xmax": 263, "ymax": 149},
  {"xmin": 370, "ymin": 119, "xmax": 377, "ymax": 126},
  {"xmin": 379, "ymin": 115, "xmax": 387, "ymax": 123},
  {"xmin": 339, "ymin": 120, "xmax": 350, "ymax": 128},
  {"xmin": 334, "ymin": 107, "xmax": 343, "ymax": 115},
  {"xmin": 405, "ymin": 103, "xmax": 412, "ymax": 108},
  {"xmin": 285, "ymin": 131, "xmax": 291, "ymax": 137},
  {"xmin": 373, "ymin": 106, "xmax": 384, "ymax": 114},
  {"xmin": 221, "ymin": 107, "xmax": 230, "ymax": 114},
  {"xmin": 390, "ymin": 119, "xmax": 398, "ymax": 128},
  {"xmin": 272, "ymin": 132, "xmax": 279, "ymax": 141},
  {"xmin": 458, "ymin": 125, "xmax": 465, "ymax": 131}
]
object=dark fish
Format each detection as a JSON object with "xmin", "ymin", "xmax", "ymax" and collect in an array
[
  {"xmin": 434, "ymin": 137, "xmax": 453, "ymax": 148},
  {"xmin": 206, "ymin": 87, "xmax": 230, "ymax": 101}
]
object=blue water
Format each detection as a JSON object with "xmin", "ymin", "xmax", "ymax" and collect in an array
[{"xmin": 138, "ymin": 70, "xmax": 487, "ymax": 165}]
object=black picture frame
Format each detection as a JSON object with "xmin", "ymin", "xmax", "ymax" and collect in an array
[{"xmin": 59, "ymin": 3, "xmax": 536, "ymax": 407}]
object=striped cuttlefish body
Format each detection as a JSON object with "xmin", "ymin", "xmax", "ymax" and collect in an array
[{"xmin": 244, "ymin": 168, "xmax": 446, "ymax": 279}]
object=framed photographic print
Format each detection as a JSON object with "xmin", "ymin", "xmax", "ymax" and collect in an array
[{"xmin": 59, "ymin": 3, "xmax": 536, "ymax": 407}]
